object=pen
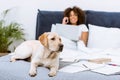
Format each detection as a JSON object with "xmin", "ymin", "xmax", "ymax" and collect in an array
[
  {"xmin": 82, "ymin": 64, "xmax": 88, "ymax": 68},
  {"xmin": 74, "ymin": 59, "xmax": 88, "ymax": 62},
  {"xmin": 107, "ymin": 63, "xmax": 120, "ymax": 67},
  {"xmin": 107, "ymin": 63, "xmax": 120, "ymax": 66}
]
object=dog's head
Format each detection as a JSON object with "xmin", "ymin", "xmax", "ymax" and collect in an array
[{"xmin": 39, "ymin": 32, "xmax": 63, "ymax": 52}]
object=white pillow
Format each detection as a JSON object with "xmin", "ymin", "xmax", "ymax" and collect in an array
[
  {"xmin": 55, "ymin": 23, "xmax": 80, "ymax": 41},
  {"xmin": 87, "ymin": 24, "xmax": 120, "ymax": 49},
  {"xmin": 51, "ymin": 24, "xmax": 77, "ymax": 50}
]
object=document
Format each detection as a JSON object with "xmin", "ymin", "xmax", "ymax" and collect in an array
[
  {"xmin": 92, "ymin": 65, "xmax": 120, "ymax": 75},
  {"xmin": 59, "ymin": 61, "xmax": 90, "ymax": 73},
  {"xmin": 59, "ymin": 61, "xmax": 104, "ymax": 73},
  {"xmin": 59, "ymin": 60, "xmax": 120, "ymax": 75}
]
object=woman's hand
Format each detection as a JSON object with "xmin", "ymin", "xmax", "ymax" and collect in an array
[{"xmin": 62, "ymin": 17, "xmax": 69, "ymax": 24}]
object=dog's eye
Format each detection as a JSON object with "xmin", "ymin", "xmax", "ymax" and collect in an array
[
  {"xmin": 51, "ymin": 37, "xmax": 55, "ymax": 40},
  {"xmin": 59, "ymin": 38, "xmax": 61, "ymax": 41}
]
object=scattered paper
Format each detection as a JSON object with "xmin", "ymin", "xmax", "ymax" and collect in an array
[{"xmin": 92, "ymin": 65, "xmax": 120, "ymax": 75}]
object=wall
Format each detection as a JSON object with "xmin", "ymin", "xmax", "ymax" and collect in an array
[{"xmin": 0, "ymin": 0, "xmax": 120, "ymax": 40}]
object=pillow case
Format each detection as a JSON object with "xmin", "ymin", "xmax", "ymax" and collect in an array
[
  {"xmin": 51, "ymin": 24, "xmax": 77, "ymax": 50},
  {"xmin": 52, "ymin": 23, "xmax": 80, "ymax": 41},
  {"xmin": 87, "ymin": 24, "xmax": 120, "ymax": 49}
]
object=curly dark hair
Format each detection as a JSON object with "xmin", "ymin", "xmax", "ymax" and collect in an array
[{"xmin": 63, "ymin": 6, "xmax": 85, "ymax": 25}]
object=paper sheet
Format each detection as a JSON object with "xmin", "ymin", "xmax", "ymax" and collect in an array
[
  {"xmin": 59, "ymin": 61, "xmax": 89, "ymax": 73},
  {"xmin": 92, "ymin": 65, "xmax": 120, "ymax": 75},
  {"xmin": 59, "ymin": 61, "xmax": 104, "ymax": 73}
]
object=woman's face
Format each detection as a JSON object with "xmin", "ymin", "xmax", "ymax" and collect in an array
[{"xmin": 69, "ymin": 11, "xmax": 78, "ymax": 25}]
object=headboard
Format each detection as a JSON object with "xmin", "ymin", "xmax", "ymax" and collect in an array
[
  {"xmin": 85, "ymin": 10, "xmax": 120, "ymax": 28},
  {"xmin": 35, "ymin": 9, "xmax": 63, "ymax": 39},
  {"xmin": 36, "ymin": 10, "xmax": 120, "ymax": 39}
]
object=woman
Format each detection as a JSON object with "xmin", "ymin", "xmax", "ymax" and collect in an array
[{"xmin": 62, "ymin": 6, "xmax": 88, "ymax": 46}]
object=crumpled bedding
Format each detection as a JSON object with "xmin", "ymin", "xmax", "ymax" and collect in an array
[{"xmin": 60, "ymin": 40, "xmax": 120, "ymax": 65}]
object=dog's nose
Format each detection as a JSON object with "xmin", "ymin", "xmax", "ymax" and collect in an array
[
  {"xmin": 60, "ymin": 44, "xmax": 63, "ymax": 48},
  {"xmin": 59, "ymin": 44, "xmax": 64, "ymax": 52}
]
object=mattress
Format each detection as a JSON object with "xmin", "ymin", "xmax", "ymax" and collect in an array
[{"xmin": 0, "ymin": 55, "xmax": 120, "ymax": 80}]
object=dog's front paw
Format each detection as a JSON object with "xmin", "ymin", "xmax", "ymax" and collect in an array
[
  {"xmin": 29, "ymin": 70, "xmax": 37, "ymax": 77},
  {"xmin": 10, "ymin": 57, "xmax": 16, "ymax": 62},
  {"xmin": 48, "ymin": 72, "xmax": 56, "ymax": 77}
]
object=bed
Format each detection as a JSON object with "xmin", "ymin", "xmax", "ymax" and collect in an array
[
  {"xmin": 0, "ymin": 10, "xmax": 120, "ymax": 80},
  {"xmin": 0, "ymin": 54, "xmax": 120, "ymax": 80}
]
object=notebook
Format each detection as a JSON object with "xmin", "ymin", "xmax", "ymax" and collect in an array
[
  {"xmin": 53, "ymin": 24, "xmax": 80, "ymax": 41},
  {"xmin": 59, "ymin": 61, "xmax": 90, "ymax": 73},
  {"xmin": 59, "ymin": 60, "xmax": 120, "ymax": 75},
  {"xmin": 91, "ymin": 65, "xmax": 120, "ymax": 75},
  {"xmin": 59, "ymin": 61, "xmax": 104, "ymax": 73}
]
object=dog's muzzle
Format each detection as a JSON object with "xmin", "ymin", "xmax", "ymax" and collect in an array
[{"xmin": 58, "ymin": 44, "xmax": 64, "ymax": 52}]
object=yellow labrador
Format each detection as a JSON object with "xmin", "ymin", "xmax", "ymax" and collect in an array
[{"xmin": 10, "ymin": 32, "xmax": 63, "ymax": 77}]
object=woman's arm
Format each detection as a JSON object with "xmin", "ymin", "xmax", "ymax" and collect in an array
[{"xmin": 80, "ymin": 32, "xmax": 88, "ymax": 46}]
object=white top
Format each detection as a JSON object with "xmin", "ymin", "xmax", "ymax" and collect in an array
[{"xmin": 78, "ymin": 24, "xmax": 88, "ymax": 38}]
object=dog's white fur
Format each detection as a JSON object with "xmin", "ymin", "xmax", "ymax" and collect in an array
[{"xmin": 10, "ymin": 32, "xmax": 63, "ymax": 77}]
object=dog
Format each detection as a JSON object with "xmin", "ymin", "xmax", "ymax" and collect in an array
[{"xmin": 10, "ymin": 32, "xmax": 64, "ymax": 77}]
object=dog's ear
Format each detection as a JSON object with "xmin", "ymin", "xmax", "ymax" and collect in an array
[{"xmin": 39, "ymin": 32, "xmax": 48, "ymax": 47}]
